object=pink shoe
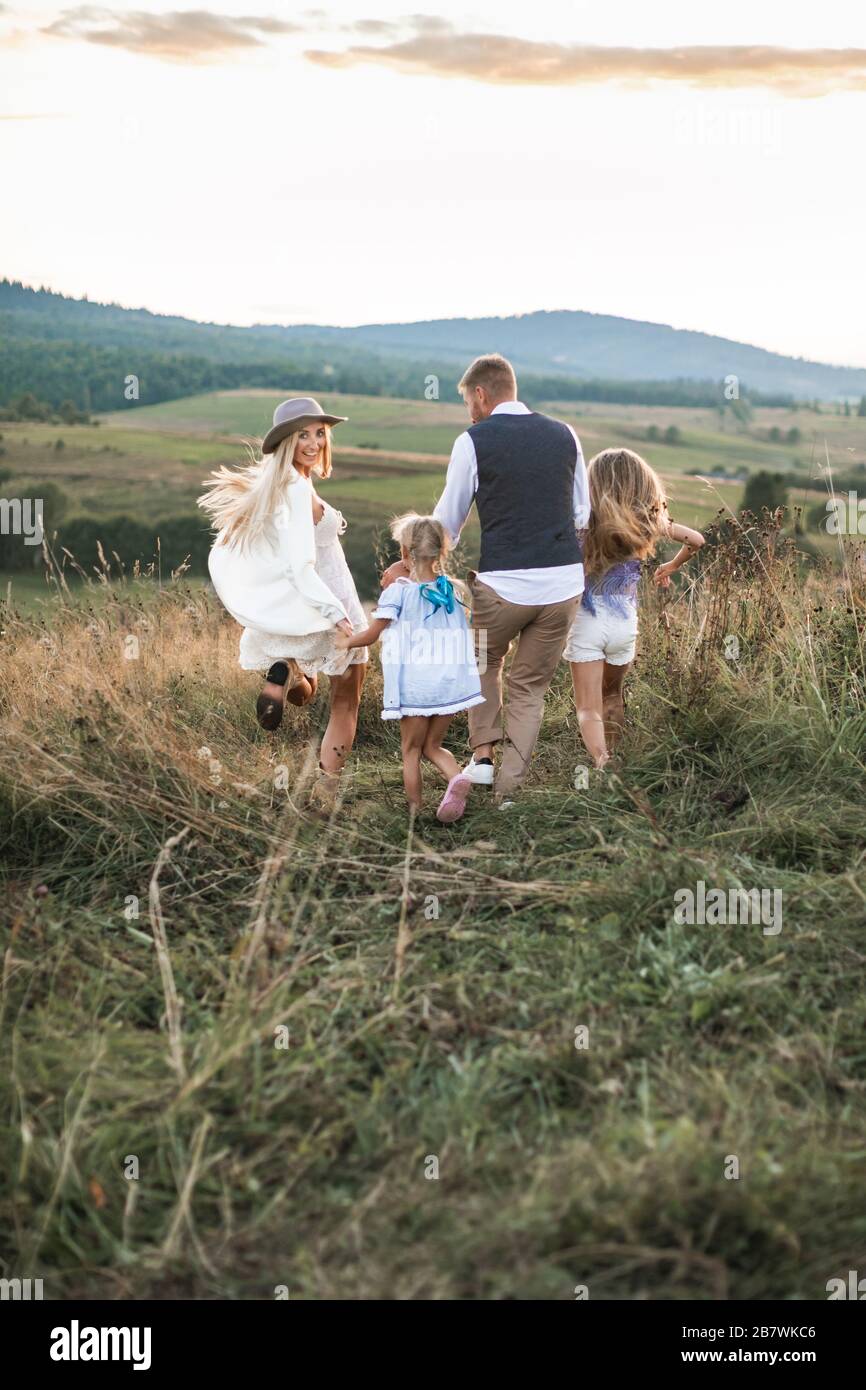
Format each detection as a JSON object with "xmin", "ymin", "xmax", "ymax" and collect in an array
[{"xmin": 436, "ymin": 773, "xmax": 472, "ymax": 824}]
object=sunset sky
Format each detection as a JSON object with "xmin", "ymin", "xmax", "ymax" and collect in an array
[{"xmin": 2, "ymin": 2, "xmax": 865, "ymax": 366}]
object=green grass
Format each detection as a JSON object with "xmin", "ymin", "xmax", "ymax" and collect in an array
[
  {"xmin": 1, "ymin": 525, "xmax": 865, "ymax": 1299},
  {"xmin": 101, "ymin": 389, "xmax": 468, "ymax": 457},
  {"xmin": 97, "ymin": 388, "xmax": 866, "ymax": 483},
  {"xmin": 0, "ymin": 570, "xmax": 209, "ymax": 614},
  {"xmin": 4, "ymin": 388, "xmax": 856, "ymax": 591}
]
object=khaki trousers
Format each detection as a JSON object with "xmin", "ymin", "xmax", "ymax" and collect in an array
[{"xmin": 468, "ymin": 578, "xmax": 579, "ymax": 796}]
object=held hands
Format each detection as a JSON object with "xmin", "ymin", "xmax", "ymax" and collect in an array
[
  {"xmin": 381, "ymin": 559, "xmax": 410, "ymax": 587},
  {"xmin": 333, "ymin": 617, "xmax": 354, "ymax": 650}
]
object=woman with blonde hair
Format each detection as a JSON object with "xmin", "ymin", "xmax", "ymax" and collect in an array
[
  {"xmin": 564, "ymin": 447, "xmax": 705, "ymax": 770},
  {"xmin": 199, "ymin": 397, "xmax": 368, "ymax": 801}
]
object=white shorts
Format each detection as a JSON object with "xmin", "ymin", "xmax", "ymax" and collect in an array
[{"xmin": 563, "ymin": 600, "xmax": 637, "ymax": 666}]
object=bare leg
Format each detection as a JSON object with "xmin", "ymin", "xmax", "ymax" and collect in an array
[
  {"xmin": 602, "ymin": 661, "xmax": 630, "ymax": 750},
  {"xmin": 400, "ymin": 716, "xmax": 429, "ymax": 810},
  {"xmin": 287, "ymin": 672, "xmax": 318, "ymax": 707},
  {"xmin": 570, "ymin": 659, "xmax": 609, "ymax": 770},
  {"xmin": 260, "ymin": 661, "xmax": 314, "ymax": 707},
  {"xmin": 319, "ymin": 663, "xmax": 365, "ymax": 774},
  {"xmin": 260, "ymin": 659, "xmax": 299, "ymax": 706},
  {"xmin": 422, "ymin": 714, "xmax": 461, "ymax": 782}
]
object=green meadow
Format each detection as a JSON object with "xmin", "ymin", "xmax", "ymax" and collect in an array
[
  {"xmin": 1, "ymin": 520, "xmax": 865, "ymax": 1299},
  {"xmin": 2, "ymin": 388, "xmax": 855, "ymax": 607},
  {"xmin": 1, "ymin": 390, "xmax": 865, "ymax": 1299}
]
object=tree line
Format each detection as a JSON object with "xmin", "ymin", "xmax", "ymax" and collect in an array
[
  {"xmin": 0, "ymin": 337, "xmax": 805, "ymax": 419},
  {"xmin": 0, "ymin": 471, "xmax": 384, "ymax": 594},
  {"xmin": 1, "ymin": 279, "xmax": 804, "ymax": 416}
]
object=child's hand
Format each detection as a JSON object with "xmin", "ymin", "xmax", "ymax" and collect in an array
[{"xmin": 654, "ymin": 561, "xmax": 676, "ymax": 587}]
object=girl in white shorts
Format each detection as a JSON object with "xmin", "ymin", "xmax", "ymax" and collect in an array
[{"xmin": 564, "ymin": 448, "xmax": 705, "ymax": 770}]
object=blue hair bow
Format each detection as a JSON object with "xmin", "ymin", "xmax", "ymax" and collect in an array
[{"xmin": 419, "ymin": 574, "xmax": 456, "ymax": 617}]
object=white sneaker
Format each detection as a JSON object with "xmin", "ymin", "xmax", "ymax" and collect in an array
[{"xmin": 463, "ymin": 756, "xmax": 495, "ymax": 787}]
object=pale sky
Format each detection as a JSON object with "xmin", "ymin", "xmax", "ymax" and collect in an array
[{"xmin": 2, "ymin": 2, "xmax": 866, "ymax": 366}]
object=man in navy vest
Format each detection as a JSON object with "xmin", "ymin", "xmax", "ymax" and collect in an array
[{"xmin": 386, "ymin": 353, "xmax": 589, "ymax": 802}]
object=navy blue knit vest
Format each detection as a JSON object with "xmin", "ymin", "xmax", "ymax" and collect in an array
[{"xmin": 469, "ymin": 412, "xmax": 582, "ymax": 572}]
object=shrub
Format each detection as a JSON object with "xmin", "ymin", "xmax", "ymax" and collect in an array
[
  {"xmin": 0, "ymin": 480, "xmax": 70, "ymax": 570},
  {"xmin": 742, "ymin": 470, "xmax": 788, "ymax": 515},
  {"xmin": 50, "ymin": 512, "xmax": 213, "ymax": 578}
]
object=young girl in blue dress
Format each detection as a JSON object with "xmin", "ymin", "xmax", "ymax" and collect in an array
[{"xmin": 335, "ymin": 513, "xmax": 484, "ymax": 821}]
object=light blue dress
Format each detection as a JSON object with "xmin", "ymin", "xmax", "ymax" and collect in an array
[{"xmin": 373, "ymin": 578, "xmax": 485, "ymax": 721}]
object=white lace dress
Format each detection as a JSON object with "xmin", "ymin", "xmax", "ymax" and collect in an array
[{"xmin": 237, "ymin": 497, "xmax": 369, "ymax": 677}]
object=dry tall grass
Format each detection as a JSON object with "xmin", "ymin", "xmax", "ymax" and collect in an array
[{"xmin": 1, "ymin": 518, "xmax": 865, "ymax": 1299}]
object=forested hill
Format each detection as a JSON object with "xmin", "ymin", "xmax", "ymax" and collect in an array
[
  {"xmin": 2, "ymin": 278, "xmax": 863, "ymax": 415},
  {"xmin": 304, "ymin": 310, "xmax": 866, "ymax": 401}
]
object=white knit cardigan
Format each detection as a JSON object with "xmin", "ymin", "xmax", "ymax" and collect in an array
[{"xmin": 208, "ymin": 472, "xmax": 348, "ymax": 637}]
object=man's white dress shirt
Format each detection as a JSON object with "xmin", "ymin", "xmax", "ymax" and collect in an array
[{"xmin": 433, "ymin": 401, "xmax": 589, "ymax": 606}]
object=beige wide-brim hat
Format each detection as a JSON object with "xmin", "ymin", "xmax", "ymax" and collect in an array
[{"xmin": 262, "ymin": 396, "xmax": 348, "ymax": 454}]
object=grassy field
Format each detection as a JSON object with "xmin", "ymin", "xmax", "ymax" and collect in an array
[
  {"xmin": 1, "ymin": 517, "xmax": 865, "ymax": 1300},
  {"xmin": 0, "ymin": 571, "xmax": 210, "ymax": 613},
  {"xmin": 2, "ymin": 388, "xmax": 856, "ymax": 608},
  {"xmin": 95, "ymin": 388, "xmax": 866, "ymax": 485}
]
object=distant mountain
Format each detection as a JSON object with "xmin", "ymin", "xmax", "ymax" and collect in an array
[
  {"xmin": 279, "ymin": 310, "xmax": 866, "ymax": 401},
  {"xmin": 2, "ymin": 280, "xmax": 864, "ymax": 408}
]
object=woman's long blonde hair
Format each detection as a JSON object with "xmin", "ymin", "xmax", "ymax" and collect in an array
[
  {"xmin": 197, "ymin": 428, "xmax": 333, "ymax": 550},
  {"xmin": 583, "ymin": 448, "xmax": 668, "ymax": 577}
]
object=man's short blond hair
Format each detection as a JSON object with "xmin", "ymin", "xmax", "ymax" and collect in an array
[{"xmin": 458, "ymin": 354, "xmax": 517, "ymax": 401}]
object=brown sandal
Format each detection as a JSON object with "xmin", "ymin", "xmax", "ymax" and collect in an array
[{"xmin": 256, "ymin": 661, "xmax": 299, "ymax": 731}]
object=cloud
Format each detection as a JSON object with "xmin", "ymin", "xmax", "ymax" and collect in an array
[
  {"xmin": 30, "ymin": 11, "xmax": 866, "ymax": 93},
  {"xmin": 344, "ymin": 16, "xmax": 452, "ymax": 39},
  {"xmin": 306, "ymin": 19, "xmax": 866, "ymax": 97},
  {"xmin": 42, "ymin": 7, "xmax": 302, "ymax": 63}
]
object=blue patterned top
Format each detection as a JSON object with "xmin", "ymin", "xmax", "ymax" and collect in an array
[{"xmin": 582, "ymin": 558, "xmax": 642, "ymax": 618}]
